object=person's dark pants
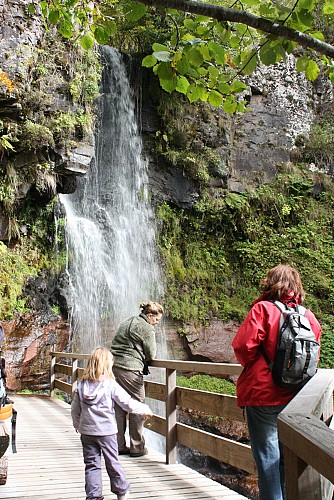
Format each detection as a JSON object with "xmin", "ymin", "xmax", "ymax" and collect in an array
[
  {"xmin": 246, "ymin": 405, "xmax": 286, "ymax": 500},
  {"xmin": 81, "ymin": 433, "xmax": 130, "ymax": 500},
  {"xmin": 113, "ymin": 366, "xmax": 146, "ymax": 454}
]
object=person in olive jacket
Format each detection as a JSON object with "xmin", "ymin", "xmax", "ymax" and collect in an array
[{"xmin": 111, "ymin": 301, "xmax": 163, "ymax": 457}]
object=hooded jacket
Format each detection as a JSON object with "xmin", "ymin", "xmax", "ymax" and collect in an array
[
  {"xmin": 232, "ymin": 298, "xmax": 322, "ymax": 407},
  {"xmin": 111, "ymin": 314, "xmax": 157, "ymax": 372},
  {"xmin": 71, "ymin": 377, "xmax": 151, "ymax": 435}
]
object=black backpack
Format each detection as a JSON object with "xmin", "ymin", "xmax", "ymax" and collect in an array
[{"xmin": 261, "ymin": 301, "xmax": 320, "ymax": 390}]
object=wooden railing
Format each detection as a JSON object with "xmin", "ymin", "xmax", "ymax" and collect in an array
[
  {"xmin": 50, "ymin": 353, "xmax": 256, "ymax": 474},
  {"xmin": 278, "ymin": 368, "xmax": 334, "ymax": 500},
  {"xmin": 50, "ymin": 353, "xmax": 334, "ymax": 498}
]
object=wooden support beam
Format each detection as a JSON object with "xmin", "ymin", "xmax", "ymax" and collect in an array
[{"xmin": 165, "ymin": 368, "xmax": 177, "ymax": 464}]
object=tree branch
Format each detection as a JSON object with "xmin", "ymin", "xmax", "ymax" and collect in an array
[{"xmin": 138, "ymin": 0, "xmax": 334, "ymax": 59}]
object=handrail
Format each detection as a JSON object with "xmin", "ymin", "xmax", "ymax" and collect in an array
[
  {"xmin": 50, "ymin": 353, "xmax": 334, "ymax": 498},
  {"xmin": 50, "ymin": 352, "xmax": 255, "ymax": 474},
  {"xmin": 278, "ymin": 369, "xmax": 334, "ymax": 500}
]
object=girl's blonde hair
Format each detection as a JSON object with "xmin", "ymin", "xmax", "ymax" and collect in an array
[{"xmin": 82, "ymin": 347, "xmax": 115, "ymax": 381}]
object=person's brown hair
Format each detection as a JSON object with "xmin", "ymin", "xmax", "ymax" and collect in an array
[
  {"xmin": 259, "ymin": 264, "xmax": 305, "ymax": 303},
  {"xmin": 82, "ymin": 347, "xmax": 115, "ymax": 381},
  {"xmin": 139, "ymin": 301, "xmax": 164, "ymax": 316}
]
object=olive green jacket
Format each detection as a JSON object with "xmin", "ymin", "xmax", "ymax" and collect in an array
[{"xmin": 111, "ymin": 313, "xmax": 157, "ymax": 372}]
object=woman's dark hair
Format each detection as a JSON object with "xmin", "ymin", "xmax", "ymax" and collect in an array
[
  {"xmin": 139, "ymin": 301, "xmax": 164, "ymax": 316},
  {"xmin": 260, "ymin": 264, "xmax": 305, "ymax": 302}
]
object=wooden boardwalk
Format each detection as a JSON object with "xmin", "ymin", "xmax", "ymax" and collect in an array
[{"xmin": 1, "ymin": 395, "xmax": 249, "ymax": 499}]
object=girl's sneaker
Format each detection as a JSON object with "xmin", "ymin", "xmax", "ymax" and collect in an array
[{"xmin": 117, "ymin": 493, "xmax": 129, "ymax": 500}]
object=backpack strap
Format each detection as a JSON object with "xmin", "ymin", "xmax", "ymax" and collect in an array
[{"xmin": 260, "ymin": 300, "xmax": 288, "ymax": 368}]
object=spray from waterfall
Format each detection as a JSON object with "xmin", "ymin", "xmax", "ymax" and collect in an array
[{"xmin": 59, "ymin": 46, "xmax": 163, "ymax": 355}]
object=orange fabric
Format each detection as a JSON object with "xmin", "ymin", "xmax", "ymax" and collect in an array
[
  {"xmin": 0, "ymin": 404, "xmax": 13, "ymax": 421},
  {"xmin": 232, "ymin": 300, "xmax": 322, "ymax": 407}
]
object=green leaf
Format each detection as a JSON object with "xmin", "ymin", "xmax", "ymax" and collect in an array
[
  {"xmin": 259, "ymin": 45, "xmax": 277, "ymax": 66},
  {"xmin": 156, "ymin": 62, "xmax": 173, "ymax": 80},
  {"xmin": 298, "ymin": 0, "xmax": 316, "ymax": 10},
  {"xmin": 184, "ymin": 19, "xmax": 198, "ymax": 31},
  {"xmin": 208, "ymin": 42, "xmax": 225, "ymax": 65},
  {"xmin": 159, "ymin": 77, "xmax": 177, "ymax": 93},
  {"xmin": 58, "ymin": 20, "xmax": 73, "ymax": 39},
  {"xmin": 297, "ymin": 10, "xmax": 314, "ymax": 28},
  {"xmin": 80, "ymin": 34, "xmax": 94, "ymax": 50},
  {"xmin": 188, "ymin": 48, "xmax": 204, "ymax": 68},
  {"xmin": 152, "ymin": 43, "xmax": 169, "ymax": 52},
  {"xmin": 208, "ymin": 90, "xmax": 223, "ymax": 107},
  {"xmin": 28, "ymin": 3, "xmax": 35, "ymax": 14},
  {"xmin": 308, "ymin": 31, "xmax": 325, "ymax": 41},
  {"xmin": 142, "ymin": 55, "xmax": 157, "ymax": 68},
  {"xmin": 48, "ymin": 9, "xmax": 59, "ymax": 24},
  {"xmin": 124, "ymin": 2, "xmax": 147, "ymax": 21},
  {"xmin": 305, "ymin": 60, "xmax": 320, "ymax": 81},
  {"xmin": 218, "ymin": 82, "xmax": 230, "ymax": 95},
  {"xmin": 241, "ymin": 50, "xmax": 258, "ymax": 75},
  {"xmin": 208, "ymin": 66, "xmax": 219, "ymax": 77},
  {"xmin": 241, "ymin": 0, "xmax": 259, "ymax": 4},
  {"xmin": 176, "ymin": 76, "xmax": 190, "ymax": 95},
  {"xmin": 153, "ymin": 51, "xmax": 171, "ymax": 62},
  {"xmin": 231, "ymin": 81, "xmax": 247, "ymax": 93},
  {"xmin": 324, "ymin": 0, "xmax": 334, "ymax": 14},
  {"xmin": 296, "ymin": 55, "xmax": 310, "ymax": 73},
  {"xmin": 223, "ymin": 97, "xmax": 237, "ymax": 114},
  {"xmin": 176, "ymin": 57, "xmax": 190, "ymax": 76},
  {"xmin": 94, "ymin": 26, "xmax": 110, "ymax": 45}
]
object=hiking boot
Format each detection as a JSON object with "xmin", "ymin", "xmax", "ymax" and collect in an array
[
  {"xmin": 129, "ymin": 448, "xmax": 148, "ymax": 458},
  {"xmin": 118, "ymin": 447, "xmax": 130, "ymax": 455}
]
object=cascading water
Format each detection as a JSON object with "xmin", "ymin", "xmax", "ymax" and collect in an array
[{"xmin": 59, "ymin": 46, "xmax": 163, "ymax": 355}]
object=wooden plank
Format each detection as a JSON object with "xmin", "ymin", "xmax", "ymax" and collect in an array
[
  {"xmin": 0, "ymin": 395, "xmax": 248, "ymax": 500},
  {"xmin": 150, "ymin": 360, "xmax": 242, "ymax": 376},
  {"xmin": 176, "ymin": 422, "xmax": 256, "ymax": 475},
  {"xmin": 280, "ymin": 369, "xmax": 334, "ymax": 417},
  {"xmin": 145, "ymin": 413, "xmax": 165, "ymax": 436},
  {"xmin": 278, "ymin": 413, "xmax": 334, "ymax": 483},
  {"xmin": 54, "ymin": 379, "xmax": 71, "ymax": 394},
  {"xmin": 177, "ymin": 387, "xmax": 243, "ymax": 422},
  {"xmin": 145, "ymin": 380, "xmax": 167, "ymax": 401}
]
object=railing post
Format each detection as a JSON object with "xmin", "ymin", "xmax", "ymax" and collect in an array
[
  {"xmin": 50, "ymin": 353, "xmax": 56, "ymax": 397},
  {"xmin": 284, "ymin": 445, "xmax": 303, "ymax": 500},
  {"xmin": 71, "ymin": 357, "xmax": 78, "ymax": 395},
  {"xmin": 165, "ymin": 367, "xmax": 177, "ymax": 464}
]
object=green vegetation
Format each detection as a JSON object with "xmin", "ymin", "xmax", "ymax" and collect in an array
[
  {"xmin": 34, "ymin": 0, "xmax": 334, "ymax": 109},
  {"xmin": 177, "ymin": 374, "xmax": 236, "ymax": 395},
  {"xmin": 157, "ymin": 146, "xmax": 334, "ymax": 369}
]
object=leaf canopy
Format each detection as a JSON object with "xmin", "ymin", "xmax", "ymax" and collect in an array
[{"xmin": 33, "ymin": 0, "xmax": 334, "ymax": 109}]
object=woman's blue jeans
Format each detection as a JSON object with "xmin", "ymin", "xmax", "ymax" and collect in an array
[{"xmin": 246, "ymin": 405, "xmax": 287, "ymax": 500}]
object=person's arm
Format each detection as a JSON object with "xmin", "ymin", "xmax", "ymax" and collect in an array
[
  {"xmin": 112, "ymin": 380, "xmax": 153, "ymax": 416},
  {"xmin": 142, "ymin": 327, "xmax": 157, "ymax": 361},
  {"xmin": 71, "ymin": 389, "xmax": 82, "ymax": 430},
  {"xmin": 232, "ymin": 303, "xmax": 268, "ymax": 366}
]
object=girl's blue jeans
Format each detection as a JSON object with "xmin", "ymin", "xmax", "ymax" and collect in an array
[{"xmin": 246, "ymin": 405, "xmax": 287, "ymax": 500}]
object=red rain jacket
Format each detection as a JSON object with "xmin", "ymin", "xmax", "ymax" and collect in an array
[{"xmin": 232, "ymin": 299, "xmax": 322, "ymax": 407}]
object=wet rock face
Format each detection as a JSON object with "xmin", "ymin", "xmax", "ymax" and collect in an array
[
  {"xmin": 0, "ymin": 0, "xmax": 94, "ymax": 211},
  {"xmin": 2, "ymin": 314, "xmax": 69, "ymax": 392},
  {"xmin": 183, "ymin": 320, "xmax": 239, "ymax": 364}
]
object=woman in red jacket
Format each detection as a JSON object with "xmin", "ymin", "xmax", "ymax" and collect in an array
[{"xmin": 232, "ymin": 264, "xmax": 321, "ymax": 500}]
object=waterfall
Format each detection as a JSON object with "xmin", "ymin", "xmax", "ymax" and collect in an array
[{"xmin": 59, "ymin": 46, "xmax": 163, "ymax": 354}]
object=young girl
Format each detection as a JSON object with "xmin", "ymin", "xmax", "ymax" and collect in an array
[{"xmin": 71, "ymin": 347, "xmax": 153, "ymax": 500}]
